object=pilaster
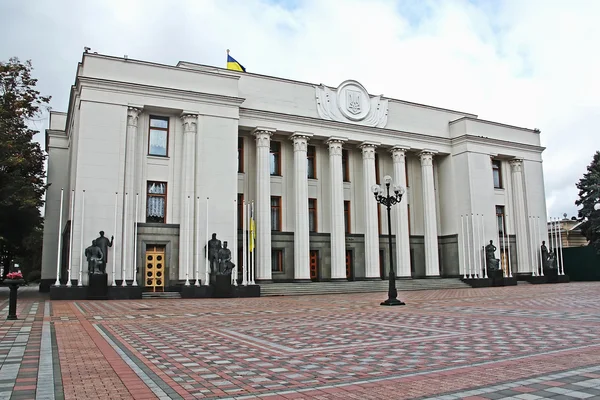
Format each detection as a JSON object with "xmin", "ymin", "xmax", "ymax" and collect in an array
[
  {"xmin": 420, "ymin": 150, "xmax": 440, "ymax": 277},
  {"xmin": 391, "ymin": 146, "xmax": 411, "ymax": 277},
  {"xmin": 510, "ymin": 159, "xmax": 529, "ymax": 273}
]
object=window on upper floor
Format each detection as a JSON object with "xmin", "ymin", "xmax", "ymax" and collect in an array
[
  {"xmin": 148, "ymin": 116, "xmax": 169, "ymax": 157},
  {"xmin": 270, "ymin": 141, "xmax": 281, "ymax": 176},
  {"xmin": 342, "ymin": 149, "xmax": 350, "ymax": 182},
  {"xmin": 492, "ymin": 160, "xmax": 503, "ymax": 189},
  {"xmin": 309, "ymin": 198, "xmax": 317, "ymax": 232},
  {"xmin": 271, "ymin": 196, "xmax": 282, "ymax": 231},
  {"xmin": 344, "ymin": 201, "xmax": 351, "ymax": 233},
  {"xmin": 496, "ymin": 205, "xmax": 506, "ymax": 235},
  {"xmin": 307, "ymin": 145, "xmax": 316, "ymax": 179},
  {"xmin": 147, "ymin": 181, "xmax": 167, "ymax": 223},
  {"xmin": 238, "ymin": 137, "xmax": 244, "ymax": 173}
]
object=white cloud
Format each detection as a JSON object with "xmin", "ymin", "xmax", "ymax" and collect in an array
[{"xmin": 1, "ymin": 0, "xmax": 598, "ymax": 219}]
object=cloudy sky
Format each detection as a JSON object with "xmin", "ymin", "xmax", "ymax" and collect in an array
[{"xmin": 2, "ymin": 0, "xmax": 598, "ymax": 219}]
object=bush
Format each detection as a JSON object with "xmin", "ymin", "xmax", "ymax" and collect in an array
[{"xmin": 26, "ymin": 270, "xmax": 41, "ymax": 283}]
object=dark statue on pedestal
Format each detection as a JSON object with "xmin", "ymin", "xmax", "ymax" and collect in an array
[
  {"xmin": 206, "ymin": 234, "xmax": 236, "ymax": 298},
  {"xmin": 207, "ymin": 233, "xmax": 222, "ymax": 275},
  {"xmin": 485, "ymin": 240, "xmax": 501, "ymax": 272},
  {"xmin": 85, "ymin": 240, "xmax": 104, "ymax": 275},
  {"xmin": 547, "ymin": 250, "xmax": 558, "ymax": 270},
  {"xmin": 217, "ymin": 241, "xmax": 235, "ymax": 275},
  {"xmin": 94, "ymin": 231, "xmax": 113, "ymax": 274},
  {"xmin": 541, "ymin": 241, "xmax": 549, "ymax": 269}
]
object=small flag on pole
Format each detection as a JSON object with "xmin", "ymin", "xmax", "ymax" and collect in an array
[
  {"xmin": 249, "ymin": 204, "xmax": 256, "ymax": 252},
  {"xmin": 226, "ymin": 49, "xmax": 246, "ymax": 72}
]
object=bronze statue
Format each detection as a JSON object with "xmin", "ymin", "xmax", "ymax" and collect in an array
[
  {"xmin": 217, "ymin": 241, "xmax": 235, "ymax": 276},
  {"xmin": 94, "ymin": 231, "xmax": 113, "ymax": 273},
  {"xmin": 207, "ymin": 233, "xmax": 222, "ymax": 274},
  {"xmin": 85, "ymin": 240, "xmax": 104, "ymax": 275},
  {"xmin": 541, "ymin": 241, "xmax": 549, "ymax": 268},
  {"xmin": 485, "ymin": 240, "xmax": 500, "ymax": 271}
]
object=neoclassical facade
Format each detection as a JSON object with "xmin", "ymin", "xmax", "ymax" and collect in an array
[{"xmin": 40, "ymin": 52, "xmax": 549, "ymax": 290}]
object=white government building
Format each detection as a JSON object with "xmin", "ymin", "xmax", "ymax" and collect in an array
[{"xmin": 40, "ymin": 51, "xmax": 550, "ymax": 291}]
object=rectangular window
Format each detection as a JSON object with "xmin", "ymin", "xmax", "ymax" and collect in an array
[
  {"xmin": 272, "ymin": 249, "xmax": 283, "ymax": 272},
  {"xmin": 148, "ymin": 116, "xmax": 169, "ymax": 157},
  {"xmin": 496, "ymin": 205, "xmax": 506, "ymax": 235},
  {"xmin": 146, "ymin": 181, "xmax": 167, "ymax": 223},
  {"xmin": 492, "ymin": 160, "xmax": 502, "ymax": 189},
  {"xmin": 375, "ymin": 153, "xmax": 380, "ymax": 184},
  {"xmin": 237, "ymin": 194, "xmax": 244, "ymax": 230},
  {"xmin": 342, "ymin": 149, "xmax": 350, "ymax": 182},
  {"xmin": 307, "ymin": 145, "xmax": 316, "ymax": 179},
  {"xmin": 407, "ymin": 204, "xmax": 411, "ymax": 235},
  {"xmin": 271, "ymin": 196, "xmax": 282, "ymax": 231},
  {"xmin": 270, "ymin": 141, "xmax": 281, "ymax": 176},
  {"xmin": 309, "ymin": 198, "xmax": 317, "ymax": 232},
  {"xmin": 344, "ymin": 201, "xmax": 351, "ymax": 234},
  {"xmin": 238, "ymin": 137, "xmax": 244, "ymax": 173}
]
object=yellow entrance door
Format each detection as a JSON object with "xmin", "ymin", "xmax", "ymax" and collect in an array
[
  {"xmin": 145, "ymin": 245, "xmax": 165, "ymax": 292},
  {"xmin": 310, "ymin": 250, "xmax": 319, "ymax": 282}
]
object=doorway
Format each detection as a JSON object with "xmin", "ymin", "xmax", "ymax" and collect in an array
[
  {"xmin": 310, "ymin": 250, "xmax": 319, "ymax": 282},
  {"xmin": 145, "ymin": 245, "xmax": 165, "ymax": 292},
  {"xmin": 346, "ymin": 250, "xmax": 354, "ymax": 281}
]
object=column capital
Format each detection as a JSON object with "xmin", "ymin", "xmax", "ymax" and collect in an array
[
  {"xmin": 390, "ymin": 146, "xmax": 410, "ymax": 163},
  {"xmin": 290, "ymin": 132, "xmax": 312, "ymax": 152},
  {"xmin": 419, "ymin": 150, "xmax": 437, "ymax": 166},
  {"xmin": 509, "ymin": 158, "xmax": 523, "ymax": 172},
  {"xmin": 127, "ymin": 107, "xmax": 141, "ymax": 127},
  {"xmin": 252, "ymin": 127, "xmax": 275, "ymax": 147},
  {"xmin": 326, "ymin": 137, "xmax": 347, "ymax": 156},
  {"xmin": 181, "ymin": 113, "xmax": 198, "ymax": 133}
]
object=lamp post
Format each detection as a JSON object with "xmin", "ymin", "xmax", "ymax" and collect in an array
[{"xmin": 372, "ymin": 175, "xmax": 406, "ymax": 306}]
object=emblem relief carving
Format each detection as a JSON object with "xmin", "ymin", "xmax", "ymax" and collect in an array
[{"xmin": 127, "ymin": 107, "xmax": 141, "ymax": 127}]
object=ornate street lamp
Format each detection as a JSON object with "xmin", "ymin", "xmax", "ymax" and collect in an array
[{"xmin": 372, "ymin": 175, "xmax": 406, "ymax": 306}]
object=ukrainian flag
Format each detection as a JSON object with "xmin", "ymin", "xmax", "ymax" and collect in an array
[{"xmin": 227, "ymin": 52, "xmax": 246, "ymax": 72}]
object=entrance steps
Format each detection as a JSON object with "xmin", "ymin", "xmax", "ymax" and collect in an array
[
  {"xmin": 260, "ymin": 278, "xmax": 471, "ymax": 297},
  {"xmin": 142, "ymin": 292, "xmax": 181, "ymax": 299}
]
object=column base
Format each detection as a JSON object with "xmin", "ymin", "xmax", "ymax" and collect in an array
[
  {"xmin": 381, "ymin": 298, "xmax": 406, "ymax": 306},
  {"xmin": 329, "ymin": 278, "xmax": 349, "ymax": 282},
  {"xmin": 362, "ymin": 277, "xmax": 381, "ymax": 281}
]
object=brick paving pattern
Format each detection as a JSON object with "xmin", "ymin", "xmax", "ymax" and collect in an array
[{"xmin": 2, "ymin": 283, "xmax": 600, "ymax": 398}]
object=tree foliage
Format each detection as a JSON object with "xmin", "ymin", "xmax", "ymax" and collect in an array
[
  {"xmin": 575, "ymin": 151, "xmax": 600, "ymax": 254},
  {"xmin": 0, "ymin": 58, "xmax": 50, "ymax": 277}
]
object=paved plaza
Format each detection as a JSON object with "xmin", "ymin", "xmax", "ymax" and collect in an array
[{"xmin": 2, "ymin": 283, "xmax": 600, "ymax": 399}]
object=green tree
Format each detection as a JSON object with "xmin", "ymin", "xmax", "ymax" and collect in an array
[
  {"xmin": 0, "ymin": 58, "xmax": 50, "ymax": 277},
  {"xmin": 575, "ymin": 151, "xmax": 600, "ymax": 254}
]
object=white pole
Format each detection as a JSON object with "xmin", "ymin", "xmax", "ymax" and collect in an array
[
  {"xmin": 250, "ymin": 201, "xmax": 255, "ymax": 285},
  {"xmin": 501, "ymin": 214, "xmax": 508, "ymax": 277},
  {"xmin": 78, "ymin": 190, "xmax": 85, "ymax": 286},
  {"xmin": 475, "ymin": 214, "xmax": 482, "ymax": 279},
  {"xmin": 54, "ymin": 189, "xmax": 65, "ymax": 286},
  {"xmin": 460, "ymin": 215, "xmax": 467, "ymax": 279},
  {"xmin": 558, "ymin": 217, "xmax": 564, "ymax": 275},
  {"xmin": 121, "ymin": 192, "xmax": 128, "ymax": 287},
  {"xmin": 470, "ymin": 213, "xmax": 477, "ymax": 278},
  {"xmin": 537, "ymin": 215, "xmax": 543, "ymax": 276},
  {"xmin": 204, "ymin": 197, "xmax": 210, "ymax": 286},
  {"xmin": 66, "ymin": 189, "xmax": 75, "ymax": 287},
  {"xmin": 533, "ymin": 215, "xmax": 540, "ymax": 277},
  {"xmin": 185, "ymin": 196, "xmax": 191, "ymax": 286},
  {"xmin": 553, "ymin": 218, "xmax": 559, "ymax": 270},
  {"xmin": 528, "ymin": 216, "xmax": 534, "ymax": 276},
  {"xmin": 112, "ymin": 192, "xmax": 118, "ymax": 286},
  {"xmin": 233, "ymin": 198, "xmax": 238, "ymax": 286},
  {"xmin": 242, "ymin": 200, "xmax": 248, "ymax": 286},
  {"xmin": 195, "ymin": 197, "xmax": 200, "ymax": 286},
  {"xmin": 480, "ymin": 214, "xmax": 487, "ymax": 279},
  {"xmin": 132, "ymin": 193, "xmax": 139, "ymax": 286},
  {"xmin": 506, "ymin": 213, "xmax": 513, "ymax": 278}
]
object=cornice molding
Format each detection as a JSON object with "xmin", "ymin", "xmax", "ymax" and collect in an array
[
  {"xmin": 449, "ymin": 116, "xmax": 538, "ymax": 133},
  {"xmin": 451, "ymin": 134, "xmax": 545, "ymax": 154},
  {"xmin": 77, "ymin": 76, "xmax": 246, "ymax": 108}
]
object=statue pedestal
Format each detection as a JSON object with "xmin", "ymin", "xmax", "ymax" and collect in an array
[
  {"xmin": 543, "ymin": 268, "xmax": 559, "ymax": 283},
  {"xmin": 488, "ymin": 269, "xmax": 504, "ymax": 287},
  {"xmin": 88, "ymin": 274, "xmax": 108, "ymax": 300},
  {"xmin": 212, "ymin": 275, "xmax": 233, "ymax": 298}
]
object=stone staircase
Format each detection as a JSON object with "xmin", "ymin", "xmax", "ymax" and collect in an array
[
  {"xmin": 142, "ymin": 291, "xmax": 182, "ymax": 299},
  {"xmin": 260, "ymin": 278, "xmax": 471, "ymax": 297}
]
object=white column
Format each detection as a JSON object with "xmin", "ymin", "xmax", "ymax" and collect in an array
[
  {"xmin": 253, "ymin": 128, "xmax": 275, "ymax": 281},
  {"xmin": 360, "ymin": 142, "xmax": 380, "ymax": 279},
  {"xmin": 510, "ymin": 159, "xmax": 529, "ymax": 273},
  {"xmin": 420, "ymin": 151, "xmax": 440, "ymax": 277},
  {"xmin": 122, "ymin": 107, "xmax": 141, "ymax": 277},
  {"xmin": 391, "ymin": 146, "xmax": 411, "ymax": 278},
  {"xmin": 179, "ymin": 114, "xmax": 198, "ymax": 282},
  {"xmin": 291, "ymin": 133, "xmax": 312, "ymax": 281},
  {"xmin": 327, "ymin": 137, "xmax": 347, "ymax": 280}
]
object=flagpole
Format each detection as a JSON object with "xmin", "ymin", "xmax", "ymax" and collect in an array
[
  {"xmin": 67, "ymin": 189, "xmax": 75, "ymax": 287},
  {"xmin": 506, "ymin": 213, "xmax": 513, "ymax": 278},
  {"xmin": 480, "ymin": 214, "xmax": 487, "ymax": 279},
  {"xmin": 185, "ymin": 195, "xmax": 191, "ymax": 286},
  {"xmin": 242, "ymin": 200, "xmax": 247, "ymax": 286},
  {"xmin": 205, "ymin": 197, "xmax": 210, "ymax": 286},
  {"xmin": 557, "ymin": 217, "xmax": 564, "ymax": 275},
  {"xmin": 195, "ymin": 196, "xmax": 200, "ymax": 286},
  {"xmin": 122, "ymin": 192, "xmax": 128, "ymax": 286},
  {"xmin": 251, "ymin": 201, "xmax": 255, "ymax": 285},
  {"xmin": 232, "ymin": 198, "xmax": 238, "ymax": 286},
  {"xmin": 112, "ymin": 192, "xmax": 118, "ymax": 286},
  {"xmin": 54, "ymin": 189, "xmax": 64, "ymax": 286},
  {"xmin": 132, "ymin": 193, "xmax": 139, "ymax": 286},
  {"xmin": 78, "ymin": 190, "xmax": 85, "ymax": 286},
  {"xmin": 460, "ymin": 215, "xmax": 467, "ymax": 279}
]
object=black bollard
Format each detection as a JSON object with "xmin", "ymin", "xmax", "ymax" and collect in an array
[{"xmin": 7, "ymin": 282, "xmax": 19, "ymax": 320}]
